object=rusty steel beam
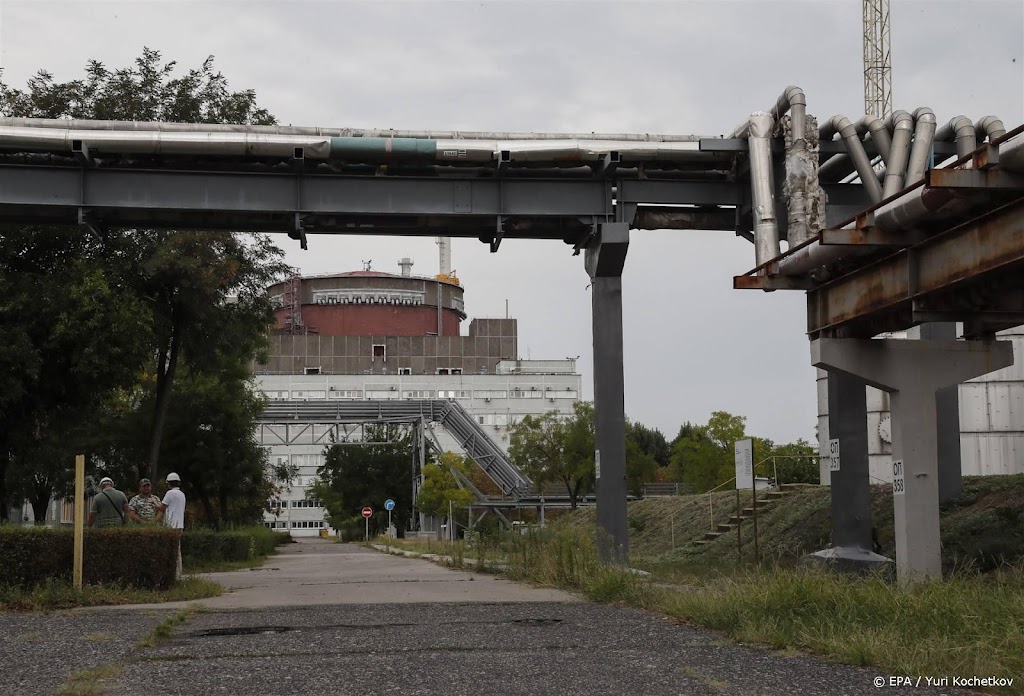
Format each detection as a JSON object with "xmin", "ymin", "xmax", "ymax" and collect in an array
[
  {"xmin": 926, "ymin": 168, "xmax": 1024, "ymax": 191},
  {"xmin": 819, "ymin": 226, "xmax": 928, "ymax": 247},
  {"xmin": 806, "ymin": 198, "xmax": 1024, "ymax": 336}
]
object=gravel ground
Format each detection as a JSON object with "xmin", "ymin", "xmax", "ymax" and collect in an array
[
  {"xmin": 0, "ymin": 602, "xmax": 976, "ymax": 696},
  {"xmin": 0, "ymin": 608, "xmax": 170, "ymax": 695}
]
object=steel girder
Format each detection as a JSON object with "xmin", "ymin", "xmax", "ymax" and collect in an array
[{"xmin": 0, "ymin": 163, "xmax": 868, "ymax": 236}]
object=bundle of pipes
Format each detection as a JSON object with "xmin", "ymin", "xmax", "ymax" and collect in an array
[
  {"xmin": 0, "ymin": 120, "xmax": 734, "ymax": 168},
  {"xmin": 731, "ymin": 86, "xmax": 814, "ymax": 266},
  {"xmin": 777, "ymin": 115, "xmax": 1015, "ymax": 278}
]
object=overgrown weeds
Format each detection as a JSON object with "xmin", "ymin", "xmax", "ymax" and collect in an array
[{"xmin": 0, "ymin": 576, "xmax": 221, "ymax": 612}]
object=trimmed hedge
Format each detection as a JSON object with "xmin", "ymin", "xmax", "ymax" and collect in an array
[
  {"xmin": 0, "ymin": 526, "xmax": 179, "ymax": 590},
  {"xmin": 181, "ymin": 526, "xmax": 281, "ymax": 568}
]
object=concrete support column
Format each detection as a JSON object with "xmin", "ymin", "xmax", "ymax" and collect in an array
[
  {"xmin": 585, "ymin": 222, "xmax": 629, "ymax": 565},
  {"xmin": 812, "ymin": 338, "xmax": 1012, "ymax": 582},
  {"xmin": 827, "ymin": 371, "xmax": 873, "ymax": 548},
  {"xmin": 805, "ymin": 370, "xmax": 891, "ymax": 572},
  {"xmin": 918, "ymin": 323, "xmax": 963, "ymax": 502}
]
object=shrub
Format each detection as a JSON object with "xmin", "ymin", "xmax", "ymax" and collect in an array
[
  {"xmin": 180, "ymin": 526, "xmax": 280, "ymax": 568},
  {"xmin": 0, "ymin": 526, "xmax": 178, "ymax": 590}
]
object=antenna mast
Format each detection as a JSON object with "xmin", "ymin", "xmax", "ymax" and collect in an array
[{"xmin": 863, "ymin": 0, "xmax": 893, "ymax": 118}]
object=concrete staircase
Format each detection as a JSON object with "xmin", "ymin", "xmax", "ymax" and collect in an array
[{"xmin": 693, "ymin": 489, "xmax": 787, "ymax": 546}]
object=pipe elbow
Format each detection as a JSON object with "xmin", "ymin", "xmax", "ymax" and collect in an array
[
  {"xmin": 782, "ymin": 85, "xmax": 806, "ymax": 109},
  {"xmin": 975, "ymin": 116, "xmax": 1006, "ymax": 141},
  {"xmin": 912, "ymin": 107, "xmax": 936, "ymax": 125},
  {"xmin": 887, "ymin": 110, "xmax": 914, "ymax": 133},
  {"xmin": 938, "ymin": 115, "xmax": 975, "ymax": 141},
  {"xmin": 829, "ymin": 115, "xmax": 857, "ymax": 140}
]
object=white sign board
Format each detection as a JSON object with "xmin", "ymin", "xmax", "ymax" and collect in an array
[
  {"xmin": 828, "ymin": 439, "xmax": 841, "ymax": 472},
  {"xmin": 595, "ymin": 449, "xmax": 601, "ymax": 480},
  {"xmin": 892, "ymin": 460, "xmax": 906, "ymax": 496},
  {"xmin": 734, "ymin": 439, "xmax": 754, "ymax": 490}
]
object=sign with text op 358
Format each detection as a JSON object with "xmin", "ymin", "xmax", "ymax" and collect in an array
[
  {"xmin": 361, "ymin": 506, "xmax": 373, "ymax": 518},
  {"xmin": 734, "ymin": 439, "xmax": 754, "ymax": 489}
]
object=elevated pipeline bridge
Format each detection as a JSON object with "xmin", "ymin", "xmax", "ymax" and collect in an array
[{"xmin": 2, "ymin": 87, "xmax": 1022, "ymax": 581}]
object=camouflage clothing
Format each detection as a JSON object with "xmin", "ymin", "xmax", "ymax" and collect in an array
[{"xmin": 128, "ymin": 493, "xmax": 162, "ymax": 523}]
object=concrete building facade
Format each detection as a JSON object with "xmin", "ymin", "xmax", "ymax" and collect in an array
[{"xmin": 255, "ymin": 267, "xmax": 581, "ymax": 536}]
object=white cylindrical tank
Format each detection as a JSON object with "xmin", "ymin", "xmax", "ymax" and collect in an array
[{"xmin": 817, "ymin": 327, "xmax": 1023, "ymax": 484}]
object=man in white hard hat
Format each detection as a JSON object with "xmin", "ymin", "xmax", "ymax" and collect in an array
[
  {"xmin": 157, "ymin": 472, "xmax": 187, "ymax": 578},
  {"xmin": 87, "ymin": 477, "xmax": 129, "ymax": 528}
]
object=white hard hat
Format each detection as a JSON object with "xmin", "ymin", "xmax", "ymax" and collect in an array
[{"xmin": 166, "ymin": 472, "xmax": 181, "ymax": 482}]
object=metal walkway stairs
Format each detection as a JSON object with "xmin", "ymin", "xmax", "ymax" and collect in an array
[{"xmin": 259, "ymin": 399, "xmax": 530, "ymax": 498}]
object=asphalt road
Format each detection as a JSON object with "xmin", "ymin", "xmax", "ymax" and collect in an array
[{"xmin": 1, "ymin": 539, "xmax": 981, "ymax": 696}]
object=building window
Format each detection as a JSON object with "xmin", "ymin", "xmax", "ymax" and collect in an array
[
  {"xmin": 436, "ymin": 368, "xmax": 450, "ymax": 375},
  {"xmin": 373, "ymin": 344, "xmax": 386, "ymax": 361},
  {"xmin": 398, "ymin": 367, "xmax": 412, "ymax": 375},
  {"xmin": 304, "ymin": 367, "xmax": 321, "ymax": 375},
  {"xmin": 451, "ymin": 368, "xmax": 463, "ymax": 375}
]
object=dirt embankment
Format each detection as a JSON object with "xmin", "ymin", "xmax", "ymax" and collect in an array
[{"xmin": 560, "ymin": 474, "xmax": 1024, "ymax": 571}]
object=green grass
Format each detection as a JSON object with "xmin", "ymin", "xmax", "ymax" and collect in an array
[
  {"xmin": 655, "ymin": 562, "xmax": 1024, "ymax": 690},
  {"xmin": 0, "ymin": 576, "xmax": 222, "ymax": 612},
  {"xmin": 56, "ymin": 663, "xmax": 124, "ymax": 696},
  {"xmin": 140, "ymin": 604, "xmax": 202, "ymax": 646},
  {"xmin": 390, "ymin": 526, "xmax": 1024, "ymax": 693}
]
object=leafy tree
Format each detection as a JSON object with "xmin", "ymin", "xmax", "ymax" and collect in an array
[
  {"xmin": 669, "ymin": 411, "xmax": 774, "ymax": 493},
  {"xmin": 0, "ymin": 50, "xmax": 286, "ymax": 515},
  {"xmin": 509, "ymin": 403, "xmax": 596, "ymax": 509},
  {"xmin": 311, "ymin": 425, "xmax": 414, "ymax": 536},
  {"xmin": 626, "ymin": 422, "xmax": 670, "ymax": 468},
  {"xmin": 417, "ymin": 453, "xmax": 476, "ymax": 536},
  {"xmin": 0, "ymin": 232, "xmax": 152, "ymax": 521},
  {"xmin": 768, "ymin": 438, "xmax": 819, "ymax": 485}
]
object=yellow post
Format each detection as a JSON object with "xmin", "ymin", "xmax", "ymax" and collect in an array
[{"xmin": 73, "ymin": 454, "xmax": 85, "ymax": 589}]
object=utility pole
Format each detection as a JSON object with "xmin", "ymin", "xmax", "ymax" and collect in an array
[{"xmin": 863, "ymin": 0, "xmax": 893, "ymax": 118}]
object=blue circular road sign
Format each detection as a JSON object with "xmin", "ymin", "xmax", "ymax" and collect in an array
[{"xmin": 384, "ymin": 498, "xmax": 396, "ymax": 511}]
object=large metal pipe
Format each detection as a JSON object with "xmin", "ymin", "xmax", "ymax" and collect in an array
[
  {"xmin": 975, "ymin": 116, "xmax": 1006, "ymax": 142},
  {"xmin": 881, "ymin": 110, "xmax": 914, "ymax": 198},
  {"xmin": 777, "ymin": 130, "xmax": 1024, "ymax": 277},
  {"xmin": 819, "ymin": 115, "xmax": 883, "ymax": 203},
  {"xmin": 0, "ymin": 117, "xmax": 703, "ymax": 143},
  {"xmin": 818, "ymin": 114, "xmax": 893, "ymax": 182},
  {"xmin": 747, "ymin": 112, "xmax": 780, "ymax": 266},
  {"xmin": 0, "ymin": 124, "xmax": 725, "ymax": 165},
  {"xmin": 935, "ymin": 115, "xmax": 977, "ymax": 159},
  {"xmin": 905, "ymin": 107, "xmax": 937, "ymax": 185}
]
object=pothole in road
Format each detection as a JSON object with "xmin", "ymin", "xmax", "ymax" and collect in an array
[{"xmin": 189, "ymin": 626, "xmax": 298, "ymax": 637}]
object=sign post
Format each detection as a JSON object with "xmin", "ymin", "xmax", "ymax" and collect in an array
[
  {"xmin": 734, "ymin": 439, "xmax": 754, "ymax": 563},
  {"xmin": 361, "ymin": 506, "xmax": 373, "ymax": 542},
  {"xmin": 73, "ymin": 454, "xmax": 85, "ymax": 589},
  {"xmin": 384, "ymin": 498, "xmax": 395, "ymax": 550}
]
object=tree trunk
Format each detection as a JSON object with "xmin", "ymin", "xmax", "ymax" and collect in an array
[
  {"xmin": 30, "ymin": 481, "xmax": 51, "ymax": 525},
  {"xmin": 0, "ymin": 451, "xmax": 9, "ymax": 522},
  {"xmin": 217, "ymin": 490, "xmax": 228, "ymax": 530},
  {"xmin": 146, "ymin": 306, "xmax": 183, "ymax": 481}
]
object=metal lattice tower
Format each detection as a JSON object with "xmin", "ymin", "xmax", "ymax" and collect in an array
[{"xmin": 863, "ymin": 0, "xmax": 893, "ymax": 118}]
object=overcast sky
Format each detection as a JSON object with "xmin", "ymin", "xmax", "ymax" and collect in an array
[{"xmin": 2, "ymin": 1, "xmax": 1021, "ymax": 445}]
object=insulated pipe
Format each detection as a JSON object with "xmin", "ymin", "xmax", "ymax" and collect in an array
[
  {"xmin": 819, "ymin": 116, "xmax": 883, "ymax": 203},
  {"xmin": 819, "ymin": 114, "xmax": 894, "ymax": 181},
  {"xmin": 905, "ymin": 107, "xmax": 937, "ymax": 185},
  {"xmin": 0, "ymin": 117, "xmax": 703, "ymax": 143},
  {"xmin": 747, "ymin": 112, "xmax": 780, "ymax": 267},
  {"xmin": 881, "ymin": 110, "xmax": 914, "ymax": 198},
  {"xmin": 935, "ymin": 115, "xmax": 977, "ymax": 159},
  {"xmin": 776, "ymin": 131, "xmax": 1024, "ymax": 277},
  {"xmin": 975, "ymin": 116, "xmax": 1006, "ymax": 142},
  {"xmin": 0, "ymin": 125, "xmax": 723, "ymax": 165},
  {"xmin": 728, "ymin": 85, "xmax": 806, "ymax": 139}
]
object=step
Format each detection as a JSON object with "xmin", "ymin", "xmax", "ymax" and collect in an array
[
  {"xmin": 716, "ymin": 523, "xmax": 738, "ymax": 532},
  {"xmin": 760, "ymin": 491, "xmax": 785, "ymax": 500},
  {"xmin": 703, "ymin": 531, "xmax": 725, "ymax": 540}
]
